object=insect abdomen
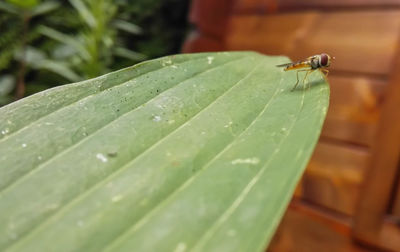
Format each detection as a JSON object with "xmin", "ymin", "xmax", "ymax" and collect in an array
[{"xmin": 284, "ymin": 62, "xmax": 310, "ymax": 71}]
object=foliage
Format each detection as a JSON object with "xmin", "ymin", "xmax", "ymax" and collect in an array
[
  {"xmin": 0, "ymin": 0, "xmax": 190, "ymax": 105},
  {"xmin": 0, "ymin": 0, "xmax": 61, "ymax": 101},
  {"xmin": 0, "ymin": 52, "xmax": 330, "ymax": 252}
]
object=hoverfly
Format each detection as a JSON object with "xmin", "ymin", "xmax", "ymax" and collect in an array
[{"xmin": 277, "ymin": 53, "xmax": 334, "ymax": 91}]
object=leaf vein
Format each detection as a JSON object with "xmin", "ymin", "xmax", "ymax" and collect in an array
[
  {"xmin": 191, "ymin": 78, "xmax": 307, "ymax": 251},
  {"xmin": 0, "ymin": 55, "xmax": 209, "ymax": 143},
  {"xmin": 5, "ymin": 55, "xmax": 252, "ymax": 250},
  {"xmin": 0, "ymin": 56, "xmax": 245, "ymax": 196},
  {"xmin": 103, "ymin": 61, "xmax": 283, "ymax": 251}
]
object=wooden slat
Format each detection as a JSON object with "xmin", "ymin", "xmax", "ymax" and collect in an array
[
  {"xmin": 353, "ymin": 42, "xmax": 400, "ymax": 248},
  {"xmin": 268, "ymin": 201, "xmax": 372, "ymax": 252},
  {"xmin": 321, "ymin": 75, "xmax": 386, "ymax": 146},
  {"xmin": 279, "ymin": 0, "xmax": 400, "ymax": 9},
  {"xmin": 188, "ymin": 0, "xmax": 235, "ymax": 38},
  {"xmin": 226, "ymin": 11, "xmax": 400, "ymax": 75},
  {"xmin": 182, "ymin": 32, "xmax": 225, "ymax": 53},
  {"xmin": 298, "ymin": 141, "xmax": 368, "ymax": 215},
  {"xmin": 392, "ymin": 177, "xmax": 400, "ymax": 217},
  {"xmin": 379, "ymin": 221, "xmax": 400, "ymax": 251},
  {"xmin": 234, "ymin": 0, "xmax": 400, "ymax": 13},
  {"xmin": 291, "ymin": 11, "xmax": 400, "ymax": 75},
  {"xmin": 226, "ymin": 12, "xmax": 318, "ymax": 56},
  {"xmin": 234, "ymin": 0, "xmax": 278, "ymax": 13}
]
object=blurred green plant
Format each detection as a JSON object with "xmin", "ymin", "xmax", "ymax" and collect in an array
[
  {"xmin": 0, "ymin": 0, "xmax": 60, "ymax": 101},
  {"xmin": 0, "ymin": 0, "xmax": 190, "ymax": 105},
  {"xmin": 39, "ymin": 0, "xmax": 147, "ymax": 81}
]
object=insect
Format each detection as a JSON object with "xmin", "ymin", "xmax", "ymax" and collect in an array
[{"xmin": 276, "ymin": 53, "xmax": 334, "ymax": 91}]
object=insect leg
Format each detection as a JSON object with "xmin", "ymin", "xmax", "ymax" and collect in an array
[
  {"xmin": 291, "ymin": 70, "xmax": 309, "ymax": 91},
  {"xmin": 303, "ymin": 70, "xmax": 314, "ymax": 90},
  {"xmin": 322, "ymin": 69, "xmax": 329, "ymax": 77},
  {"xmin": 319, "ymin": 69, "xmax": 330, "ymax": 84}
]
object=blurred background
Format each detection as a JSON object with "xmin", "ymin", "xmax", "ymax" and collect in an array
[
  {"xmin": 2, "ymin": 0, "xmax": 400, "ymax": 251},
  {"xmin": 0, "ymin": 0, "xmax": 190, "ymax": 104}
]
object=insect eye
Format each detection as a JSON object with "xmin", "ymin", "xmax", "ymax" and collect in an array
[{"xmin": 320, "ymin": 53, "xmax": 329, "ymax": 66}]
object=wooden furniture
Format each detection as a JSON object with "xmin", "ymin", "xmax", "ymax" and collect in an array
[{"xmin": 183, "ymin": 0, "xmax": 400, "ymax": 251}]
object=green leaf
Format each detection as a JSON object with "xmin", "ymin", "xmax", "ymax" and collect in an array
[
  {"xmin": 0, "ymin": 1, "xmax": 18, "ymax": 14},
  {"xmin": 6, "ymin": 0, "xmax": 39, "ymax": 9},
  {"xmin": 114, "ymin": 47, "xmax": 147, "ymax": 61},
  {"xmin": 31, "ymin": 1, "xmax": 60, "ymax": 17},
  {"xmin": 14, "ymin": 46, "xmax": 46, "ymax": 63},
  {"xmin": 113, "ymin": 19, "xmax": 142, "ymax": 35},
  {"xmin": 68, "ymin": 0, "xmax": 97, "ymax": 28},
  {"xmin": 14, "ymin": 46, "xmax": 81, "ymax": 82},
  {"xmin": 38, "ymin": 25, "xmax": 90, "ymax": 60},
  {"xmin": 0, "ymin": 52, "xmax": 329, "ymax": 252},
  {"xmin": 34, "ymin": 59, "xmax": 82, "ymax": 82},
  {"xmin": 0, "ymin": 75, "xmax": 15, "ymax": 96}
]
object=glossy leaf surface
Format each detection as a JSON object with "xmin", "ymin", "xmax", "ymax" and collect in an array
[{"xmin": 0, "ymin": 52, "xmax": 329, "ymax": 252}]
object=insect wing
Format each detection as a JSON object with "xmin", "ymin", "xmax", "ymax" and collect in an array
[{"xmin": 276, "ymin": 62, "xmax": 293, "ymax": 67}]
